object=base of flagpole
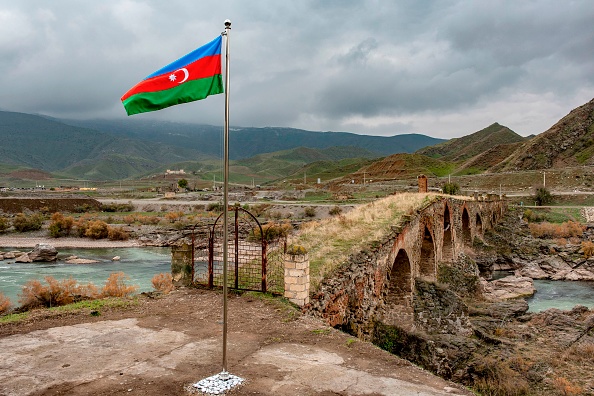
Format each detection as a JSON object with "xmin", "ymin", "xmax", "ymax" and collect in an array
[{"xmin": 192, "ymin": 371, "xmax": 244, "ymax": 394}]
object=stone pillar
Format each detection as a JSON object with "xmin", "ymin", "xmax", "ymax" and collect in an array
[
  {"xmin": 171, "ymin": 243, "xmax": 193, "ymax": 286},
  {"xmin": 417, "ymin": 175, "xmax": 428, "ymax": 193},
  {"xmin": 284, "ymin": 253, "xmax": 310, "ymax": 306}
]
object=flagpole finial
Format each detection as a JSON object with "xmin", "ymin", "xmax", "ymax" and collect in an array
[{"xmin": 224, "ymin": 19, "xmax": 231, "ymax": 28}]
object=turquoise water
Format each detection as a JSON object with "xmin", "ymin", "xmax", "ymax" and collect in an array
[
  {"xmin": 0, "ymin": 247, "xmax": 171, "ymax": 306},
  {"xmin": 492, "ymin": 271, "xmax": 594, "ymax": 312},
  {"xmin": 527, "ymin": 279, "xmax": 594, "ymax": 312}
]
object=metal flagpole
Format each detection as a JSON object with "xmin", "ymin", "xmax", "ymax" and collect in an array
[
  {"xmin": 222, "ymin": 18, "xmax": 231, "ymax": 377},
  {"xmin": 192, "ymin": 20, "xmax": 244, "ymax": 393}
]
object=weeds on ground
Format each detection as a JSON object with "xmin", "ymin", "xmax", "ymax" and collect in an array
[{"xmin": 0, "ymin": 312, "xmax": 29, "ymax": 324}]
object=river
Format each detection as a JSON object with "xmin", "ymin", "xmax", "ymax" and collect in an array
[
  {"xmin": 0, "ymin": 247, "xmax": 171, "ymax": 306},
  {"xmin": 492, "ymin": 270, "xmax": 594, "ymax": 312},
  {"xmin": 527, "ymin": 279, "xmax": 594, "ymax": 312}
]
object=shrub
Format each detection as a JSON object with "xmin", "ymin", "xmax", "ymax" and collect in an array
[
  {"xmin": 304, "ymin": 207, "xmax": 317, "ymax": 217},
  {"xmin": 286, "ymin": 244, "xmax": 307, "ymax": 255},
  {"xmin": 250, "ymin": 222, "xmax": 292, "ymax": 242},
  {"xmin": 19, "ymin": 276, "xmax": 99, "ymax": 310},
  {"xmin": 85, "ymin": 220, "xmax": 109, "ymax": 239},
  {"xmin": 0, "ymin": 292, "xmax": 11, "ymax": 314},
  {"xmin": 74, "ymin": 217, "xmax": 90, "ymax": 237},
  {"xmin": 102, "ymin": 202, "xmax": 134, "ymax": 212},
  {"xmin": 138, "ymin": 215, "xmax": 160, "ymax": 225},
  {"xmin": 73, "ymin": 204, "xmax": 96, "ymax": 213},
  {"xmin": 101, "ymin": 272, "xmax": 137, "ymax": 297},
  {"xmin": 442, "ymin": 182, "xmax": 460, "ymax": 195},
  {"xmin": 206, "ymin": 202, "xmax": 223, "ymax": 212},
  {"xmin": 48, "ymin": 212, "xmax": 74, "ymax": 238},
  {"xmin": 12, "ymin": 213, "xmax": 44, "ymax": 232},
  {"xmin": 250, "ymin": 203, "xmax": 271, "ymax": 216},
  {"xmin": 177, "ymin": 179, "xmax": 188, "ymax": 189},
  {"xmin": 165, "ymin": 211, "xmax": 184, "ymax": 223},
  {"xmin": 329, "ymin": 206, "xmax": 343, "ymax": 216},
  {"xmin": 582, "ymin": 241, "xmax": 594, "ymax": 258},
  {"xmin": 534, "ymin": 186, "xmax": 553, "ymax": 206},
  {"xmin": 107, "ymin": 226, "xmax": 130, "ymax": 241},
  {"xmin": 151, "ymin": 273, "xmax": 174, "ymax": 294},
  {"xmin": 0, "ymin": 217, "xmax": 8, "ymax": 233}
]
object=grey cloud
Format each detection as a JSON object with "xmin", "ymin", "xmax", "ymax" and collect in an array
[{"xmin": 0, "ymin": 0, "xmax": 592, "ymax": 137}]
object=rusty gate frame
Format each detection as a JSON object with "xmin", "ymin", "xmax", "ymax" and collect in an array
[{"xmin": 192, "ymin": 206, "xmax": 284, "ymax": 293}]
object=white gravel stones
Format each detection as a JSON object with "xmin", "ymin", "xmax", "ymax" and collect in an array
[{"xmin": 192, "ymin": 372, "xmax": 244, "ymax": 395}]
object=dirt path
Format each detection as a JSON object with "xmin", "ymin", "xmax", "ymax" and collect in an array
[{"xmin": 0, "ymin": 288, "xmax": 471, "ymax": 396}]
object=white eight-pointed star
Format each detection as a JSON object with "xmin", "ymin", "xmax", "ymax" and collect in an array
[{"xmin": 169, "ymin": 74, "xmax": 176, "ymax": 82}]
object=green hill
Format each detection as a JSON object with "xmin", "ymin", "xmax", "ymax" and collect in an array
[{"xmin": 416, "ymin": 123, "xmax": 526, "ymax": 162}]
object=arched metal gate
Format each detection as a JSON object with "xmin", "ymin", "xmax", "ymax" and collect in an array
[{"xmin": 192, "ymin": 206, "xmax": 285, "ymax": 294}]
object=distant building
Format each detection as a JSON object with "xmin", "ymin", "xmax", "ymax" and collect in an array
[{"xmin": 166, "ymin": 169, "xmax": 186, "ymax": 175}]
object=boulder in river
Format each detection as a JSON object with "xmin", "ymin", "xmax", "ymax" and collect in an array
[{"xmin": 28, "ymin": 243, "xmax": 58, "ymax": 262}]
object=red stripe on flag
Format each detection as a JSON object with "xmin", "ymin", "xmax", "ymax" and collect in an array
[{"xmin": 121, "ymin": 54, "xmax": 221, "ymax": 101}]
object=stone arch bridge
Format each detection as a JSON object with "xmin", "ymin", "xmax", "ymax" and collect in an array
[{"xmin": 308, "ymin": 196, "xmax": 506, "ymax": 338}]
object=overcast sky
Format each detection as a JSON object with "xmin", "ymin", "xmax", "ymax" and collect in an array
[{"xmin": 1, "ymin": 1, "xmax": 593, "ymax": 139}]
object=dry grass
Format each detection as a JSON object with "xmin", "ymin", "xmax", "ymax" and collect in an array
[
  {"xmin": 553, "ymin": 376, "xmax": 584, "ymax": 396},
  {"xmin": 472, "ymin": 356, "xmax": 530, "ymax": 396},
  {"xmin": 295, "ymin": 193, "xmax": 442, "ymax": 289},
  {"xmin": 563, "ymin": 342, "xmax": 594, "ymax": 364},
  {"xmin": 529, "ymin": 221, "xmax": 585, "ymax": 239}
]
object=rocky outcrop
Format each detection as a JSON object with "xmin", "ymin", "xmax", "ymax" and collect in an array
[{"xmin": 481, "ymin": 275, "xmax": 535, "ymax": 300}]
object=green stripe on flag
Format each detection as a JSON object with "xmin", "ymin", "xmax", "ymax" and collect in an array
[{"xmin": 122, "ymin": 75, "xmax": 224, "ymax": 116}]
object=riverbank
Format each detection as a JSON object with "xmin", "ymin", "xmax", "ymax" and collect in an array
[{"xmin": 0, "ymin": 235, "xmax": 140, "ymax": 248}]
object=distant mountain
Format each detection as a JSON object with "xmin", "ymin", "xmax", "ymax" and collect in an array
[
  {"xmin": 0, "ymin": 111, "xmax": 210, "ymax": 180},
  {"xmin": 59, "ymin": 118, "xmax": 445, "ymax": 159},
  {"xmin": 415, "ymin": 122, "xmax": 526, "ymax": 162},
  {"xmin": 493, "ymin": 98, "xmax": 594, "ymax": 171}
]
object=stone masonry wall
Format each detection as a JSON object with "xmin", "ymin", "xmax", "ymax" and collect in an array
[{"xmin": 307, "ymin": 196, "xmax": 506, "ymax": 339}]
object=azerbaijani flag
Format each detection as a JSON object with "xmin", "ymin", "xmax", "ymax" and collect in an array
[{"xmin": 121, "ymin": 36, "xmax": 224, "ymax": 116}]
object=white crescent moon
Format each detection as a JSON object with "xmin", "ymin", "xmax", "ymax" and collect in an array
[{"xmin": 175, "ymin": 68, "xmax": 189, "ymax": 83}]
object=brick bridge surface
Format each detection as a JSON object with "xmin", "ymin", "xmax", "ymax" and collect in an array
[{"xmin": 307, "ymin": 196, "xmax": 506, "ymax": 338}]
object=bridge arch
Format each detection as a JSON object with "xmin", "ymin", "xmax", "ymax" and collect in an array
[
  {"xmin": 387, "ymin": 249, "xmax": 412, "ymax": 303},
  {"xmin": 419, "ymin": 225, "xmax": 436, "ymax": 279},
  {"xmin": 476, "ymin": 213, "xmax": 483, "ymax": 235},
  {"xmin": 442, "ymin": 205, "xmax": 453, "ymax": 262},
  {"xmin": 461, "ymin": 208, "xmax": 471, "ymax": 245}
]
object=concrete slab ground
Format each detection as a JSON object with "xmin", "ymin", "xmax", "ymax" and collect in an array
[{"xmin": 0, "ymin": 288, "xmax": 473, "ymax": 396}]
